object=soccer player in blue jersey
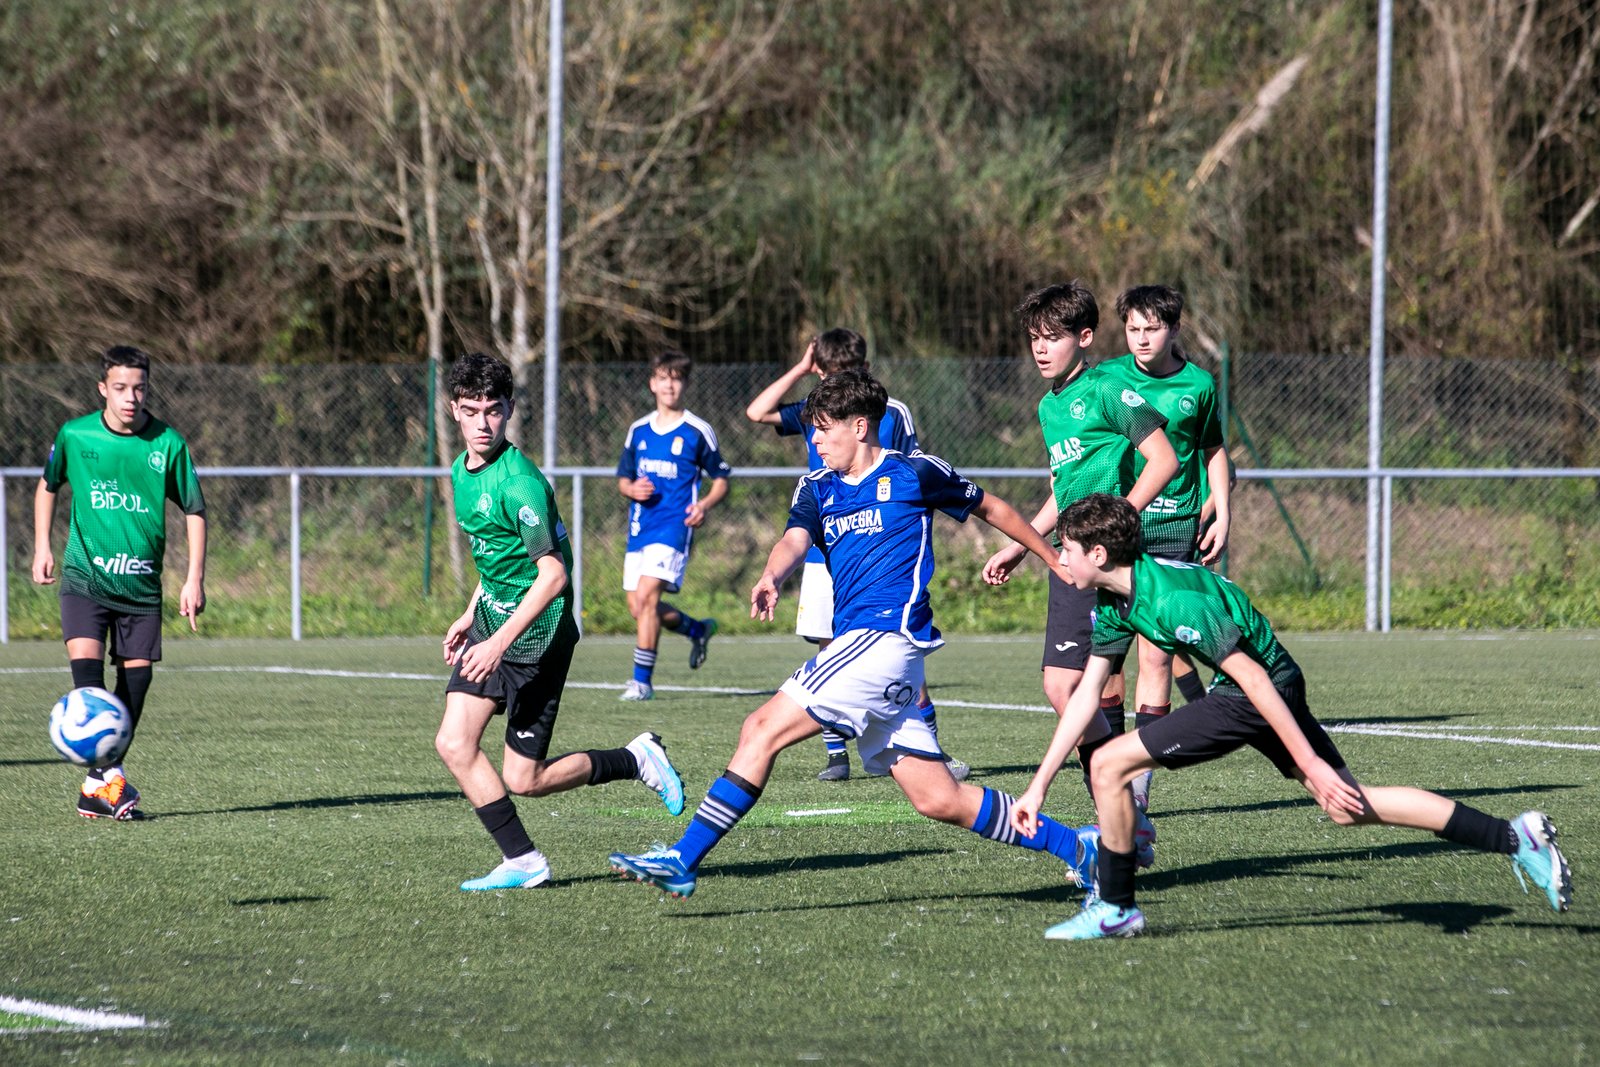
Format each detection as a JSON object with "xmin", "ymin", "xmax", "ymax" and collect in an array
[
  {"xmin": 438, "ymin": 352, "xmax": 686, "ymax": 891},
  {"xmin": 1011, "ymin": 494, "xmax": 1574, "ymax": 939},
  {"xmin": 616, "ymin": 351, "xmax": 732, "ymax": 701},
  {"xmin": 746, "ymin": 328, "xmax": 968, "ymax": 782},
  {"xmin": 609, "ymin": 369, "xmax": 1094, "ymax": 899}
]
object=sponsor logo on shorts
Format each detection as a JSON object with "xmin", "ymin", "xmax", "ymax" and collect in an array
[
  {"xmin": 883, "ymin": 682, "xmax": 916, "ymax": 708},
  {"xmin": 93, "ymin": 553, "xmax": 155, "ymax": 575},
  {"xmin": 1054, "ymin": 640, "xmax": 1078, "ymax": 652}
]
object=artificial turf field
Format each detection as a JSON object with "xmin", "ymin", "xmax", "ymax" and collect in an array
[{"xmin": 1, "ymin": 632, "xmax": 1595, "ymax": 1065}]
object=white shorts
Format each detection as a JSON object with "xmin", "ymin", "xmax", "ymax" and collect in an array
[
  {"xmin": 623, "ymin": 543, "xmax": 687, "ymax": 593},
  {"xmin": 793, "ymin": 561, "xmax": 834, "ymax": 640},
  {"xmin": 779, "ymin": 629, "xmax": 940, "ymax": 776}
]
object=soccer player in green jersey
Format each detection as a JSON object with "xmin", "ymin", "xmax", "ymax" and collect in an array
[
  {"xmin": 1095, "ymin": 285, "xmax": 1233, "ymax": 812},
  {"xmin": 982, "ymin": 282, "xmax": 1177, "ymax": 859},
  {"xmin": 436, "ymin": 352, "xmax": 686, "ymax": 891},
  {"xmin": 1012, "ymin": 494, "xmax": 1573, "ymax": 939},
  {"xmin": 32, "ymin": 345, "xmax": 207, "ymax": 820}
]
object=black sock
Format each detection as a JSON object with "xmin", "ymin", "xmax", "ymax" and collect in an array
[
  {"xmin": 586, "ymin": 747, "xmax": 640, "ymax": 785},
  {"xmin": 1100, "ymin": 696, "xmax": 1126, "ymax": 737},
  {"xmin": 115, "ymin": 664, "xmax": 153, "ymax": 735},
  {"xmin": 70, "ymin": 658, "xmax": 105, "ymax": 690},
  {"xmin": 1099, "ymin": 846, "xmax": 1138, "ymax": 908},
  {"xmin": 1077, "ymin": 733, "xmax": 1113, "ymax": 796},
  {"xmin": 1436, "ymin": 802, "xmax": 1516, "ymax": 855},
  {"xmin": 1175, "ymin": 672, "xmax": 1207, "ymax": 703},
  {"xmin": 473, "ymin": 795, "xmax": 537, "ymax": 859},
  {"xmin": 1135, "ymin": 703, "xmax": 1170, "ymax": 732}
]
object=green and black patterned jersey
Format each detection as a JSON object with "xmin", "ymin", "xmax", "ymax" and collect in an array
[
  {"xmin": 452, "ymin": 441, "xmax": 575, "ymax": 663},
  {"xmin": 41, "ymin": 412, "xmax": 205, "ymax": 615},
  {"xmin": 1090, "ymin": 554, "xmax": 1301, "ymax": 694},
  {"xmin": 1038, "ymin": 366, "xmax": 1168, "ymax": 516},
  {"xmin": 1094, "ymin": 354, "xmax": 1223, "ymax": 557}
]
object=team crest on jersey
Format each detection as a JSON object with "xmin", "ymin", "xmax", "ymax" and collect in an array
[
  {"xmin": 147, "ymin": 451, "xmax": 166, "ymax": 473},
  {"xmin": 671, "ymin": 437, "xmax": 683, "ymax": 456},
  {"xmin": 876, "ymin": 476, "xmax": 891, "ymax": 501},
  {"xmin": 1121, "ymin": 389, "xmax": 1146, "ymax": 408},
  {"xmin": 1069, "ymin": 398, "xmax": 1087, "ymax": 419},
  {"xmin": 1179, "ymin": 395, "xmax": 1196, "ymax": 415},
  {"xmin": 1175, "ymin": 625, "xmax": 1201, "ymax": 644},
  {"xmin": 476, "ymin": 493, "xmax": 493, "ymax": 515},
  {"xmin": 518, "ymin": 505, "xmax": 540, "ymax": 527}
]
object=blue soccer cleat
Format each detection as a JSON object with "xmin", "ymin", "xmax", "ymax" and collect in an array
[
  {"xmin": 627, "ymin": 732, "xmax": 685, "ymax": 816},
  {"xmin": 1066, "ymin": 825, "xmax": 1100, "ymax": 894},
  {"xmin": 610, "ymin": 844, "xmax": 697, "ymax": 898},
  {"xmin": 460, "ymin": 852, "xmax": 551, "ymax": 891},
  {"xmin": 1044, "ymin": 898, "xmax": 1147, "ymax": 941},
  {"xmin": 1510, "ymin": 811, "xmax": 1573, "ymax": 913},
  {"xmin": 688, "ymin": 619, "xmax": 718, "ymax": 670}
]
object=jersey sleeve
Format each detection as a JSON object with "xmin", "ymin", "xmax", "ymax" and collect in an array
[
  {"xmin": 1195, "ymin": 378, "xmax": 1224, "ymax": 452},
  {"xmin": 615, "ymin": 426, "xmax": 639, "ymax": 480},
  {"xmin": 883, "ymin": 400, "xmax": 920, "ymax": 454},
  {"xmin": 1099, "ymin": 378, "xmax": 1168, "ymax": 447},
  {"xmin": 501, "ymin": 475, "xmax": 562, "ymax": 561},
  {"xmin": 783, "ymin": 475, "xmax": 823, "ymax": 544},
  {"xmin": 774, "ymin": 399, "xmax": 807, "ymax": 439},
  {"xmin": 907, "ymin": 453, "xmax": 983, "ymax": 522},
  {"xmin": 41, "ymin": 425, "xmax": 69, "ymax": 490},
  {"xmin": 166, "ymin": 437, "xmax": 205, "ymax": 515},
  {"xmin": 1090, "ymin": 597, "xmax": 1135, "ymax": 658},
  {"xmin": 696, "ymin": 429, "xmax": 733, "ymax": 480},
  {"xmin": 1160, "ymin": 591, "xmax": 1243, "ymax": 668}
]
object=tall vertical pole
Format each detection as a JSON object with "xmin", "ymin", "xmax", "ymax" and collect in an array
[
  {"xmin": 542, "ymin": 0, "xmax": 565, "ymax": 470},
  {"xmin": 1365, "ymin": 0, "xmax": 1393, "ymax": 632},
  {"xmin": 0, "ymin": 476, "xmax": 9, "ymax": 644}
]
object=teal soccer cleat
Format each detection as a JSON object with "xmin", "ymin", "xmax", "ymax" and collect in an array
[
  {"xmin": 1044, "ymin": 898, "xmax": 1146, "ymax": 941},
  {"xmin": 627, "ymin": 732, "xmax": 685, "ymax": 816},
  {"xmin": 1510, "ymin": 811, "xmax": 1573, "ymax": 912},
  {"xmin": 610, "ymin": 845, "xmax": 697, "ymax": 899},
  {"xmin": 460, "ymin": 852, "xmax": 551, "ymax": 891}
]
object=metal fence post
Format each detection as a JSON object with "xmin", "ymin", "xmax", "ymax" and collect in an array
[
  {"xmin": 1381, "ymin": 474, "xmax": 1393, "ymax": 632},
  {"xmin": 290, "ymin": 470, "xmax": 302, "ymax": 641},
  {"xmin": 571, "ymin": 472, "xmax": 584, "ymax": 635},
  {"xmin": 1, "ymin": 475, "xmax": 8, "ymax": 644}
]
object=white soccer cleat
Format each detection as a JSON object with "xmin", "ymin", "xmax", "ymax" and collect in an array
[{"xmin": 627, "ymin": 732, "xmax": 685, "ymax": 816}]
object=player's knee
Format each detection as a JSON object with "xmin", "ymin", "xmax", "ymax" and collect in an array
[
  {"xmin": 434, "ymin": 728, "xmax": 473, "ymax": 768},
  {"xmin": 503, "ymin": 762, "xmax": 548, "ymax": 796}
]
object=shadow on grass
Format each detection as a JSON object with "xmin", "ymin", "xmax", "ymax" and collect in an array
[
  {"xmin": 0, "ymin": 758, "xmax": 66, "ymax": 768},
  {"xmin": 230, "ymin": 895, "xmax": 330, "ymax": 907},
  {"xmin": 154, "ymin": 789, "xmax": 461, "ymax": 819},
  {"xmin": 1195, "ymin": 900, "xmax": 1599, "ymax": 937}
]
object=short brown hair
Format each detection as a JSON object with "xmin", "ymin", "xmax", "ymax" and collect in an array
[
  {"xmin": 802, "ymin": 367, "xmax": 887, "ymax": 428},
  {"xmin": 102, "ymin": 345, "xmax": 151, "ymax": 379},
  {"xmin": 812, "ymin": 328, "xmax": 869, "ymax": 374},
  {"xmin": 1015, "ymin": 282, "xmax": 1099, "ymax": 337},
  {"xmin": 1057, "ymin": 493, "xmax": 1142, "ymax": 566},
  {"xmin": 650, "ymin": 350, "xmax": 693, "ymax": 380}
]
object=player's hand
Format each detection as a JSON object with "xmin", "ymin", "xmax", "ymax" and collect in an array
[
  {"xmin": 622, "ymin": 477, "xmax": 655, "ymax": 502},
  {"xmin": 31, "ymin": 550, "xmax": 56, "ymax": 585},
  {"xmin": 797, "ymin": 339, "xmax": 817, "ymax": 375},
  {"xmin": 684, "ymin": 502, "xmax": 709, "ymax": 528},
  {"xmin": 443, "ymin": 616, "xmax": 473, "ymax": 665},
  {"xmin": 179, "ymin": 579, "xmax": 205, "ymax": 632},
  {"xmin": 750, "ymin": 574, "xmax": 781, "ymax": 620},
  {"xmin": 1047, "ymin": 559, "xmax": 1076, "ymax": 588},
  {"xmin": 1010, "ymin": 786, "xmax": 1046, "ymax": 839},
  {"xmin": 1197, "ymin": 515, "xmax": 1231, "ymax": 565},
  {"xmin": 459, "ymin": 633, "xmax": 507, "ymax": 683},
  {"xmin": 982, "ymin": 543, "xmax": 1026, "ymax": 585},
  {"xmin": 1301, "ymin": 759, "xmax": 1365, "ymax": 818}
]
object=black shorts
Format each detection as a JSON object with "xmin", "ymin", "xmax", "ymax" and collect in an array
[
  {"xmin": 1135, "ymin": 674, "xmax": 1346, "ymax": 777},
  {"xmin": 445, "ymin": 627, "xmax": 578, "ymax": 760},
  {"xmin": 1042, "ymin": 570, "xmax": 1097, "ymax": 671},
  {"xmin": 60, "ymin": 593, "xmax": 162, "ymax": 663}
]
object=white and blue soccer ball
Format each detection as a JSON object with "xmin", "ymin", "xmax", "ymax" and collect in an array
[{"xmin": 48, "ymin": 687, "xmax": 132, "ymax": 767}]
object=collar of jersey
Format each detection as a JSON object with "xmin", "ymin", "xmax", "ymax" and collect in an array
[
  {"xmin": 837, "ymin": 450, "xmax": 888, "ymax": 486},
  {"xmin": 650, "ymin": 410, "xmax": 688, "ymax": 434}
]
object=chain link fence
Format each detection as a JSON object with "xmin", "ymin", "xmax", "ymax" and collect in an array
[{"xmin": 5, "ymin": 354, "xmax": 1600, "ymax": 640}]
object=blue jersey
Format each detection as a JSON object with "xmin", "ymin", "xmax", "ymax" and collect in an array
[
  {"xmin": 617, "ymin": 410, "xmax": 732, "ymax": 552},
  {"xmin": 785, "ymin": 450, "xmax": 983, "ymax": 648},
  {"xmin": 776, "ymin": 395, "xmax": 920, "ymax": 564}
]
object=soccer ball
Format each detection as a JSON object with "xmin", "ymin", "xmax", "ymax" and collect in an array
[{"xmin": 48, "ymin": 687, "xmax": 132, "ymax": 767}]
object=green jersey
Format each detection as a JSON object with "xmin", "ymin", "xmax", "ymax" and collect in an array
[
  {"xmin": 1090, "ymin": 554, "xmax": 1300, "ymax": 694},
  {"xmin": 1095, "ymin": 355, "xmax": 1223, "ymax": 557},
  {"xmin": 1038, "ymin": 365, "xmax": 1168, "ymax": 515},
  {"xmin": 452, "ymin": 441, "xmax": 576, "ymax": 663},
  {"xmin": 42, "ymin": 412, "xmax": 205, "ymax": 614}
]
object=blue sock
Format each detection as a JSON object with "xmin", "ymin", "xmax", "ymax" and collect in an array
[
  {"xmin": 632, "ymin": 648, "xmax": 656, "ymax": 685},
  {"xmin": 969, "ymin": 787, "xmax": 1079, "ymax": 863},
  {"xmin": 821, "ymin": 729, "xmax": 848, "ymax": 759},
  {"xmin": 918, "ymin": 700, "xmax": 939, "ymax": 739},
  {"xmin": 675, "ymin": 774, "xmax": 761, "ymax": 869},
  {"xmin": 666, "ymin": 612, "xmax": 705, "ymax": 640}
]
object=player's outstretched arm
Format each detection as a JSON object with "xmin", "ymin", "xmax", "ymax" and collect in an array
[
  {"xmin": 981, "ymin": 492, "xmax": 1058, "ymax": 585},
  {"xmin": 180, "ymin": 513, "xmax": 207, "ymax": 632},
  {"xmin": 1197, "ymin": 446, "xmax": 1234, "ymax": 564},
  {"xmin": 744, "ymin": 340, "xmax": 816, "ymax": 425},
  {"xmin": 1126, "ymin": 427, "xmax": 1179, "ymax": 512},
  {"xmin": 31, "ymin": 479, "xmax": 57, "ymax": 585},
  {"xmin": 972, "ymin": 491, "xmax": 1074, "ymax": 587},
  {"xmin": 685, "ymin": 476, "xmax": 729, "ymax": 528},
  {"xmin": 1221, "ymin": 651, "xmax": 1363, "ymax": 817},
  {"xmin": 1011, "ymin": 655, "xmax": 1117, "ymax": 837},
  {"xmin": 751, "ymin": 527, "xmax": 811, "ymax": 621}
]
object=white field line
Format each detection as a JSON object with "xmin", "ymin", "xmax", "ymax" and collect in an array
[
  {"xmin": 0, "ymin": 995, "xmax": 159, "ymax": 1031},
  {"xmin": 7, "ymin": 665, "xmax": 1597, "ymax": 751},
  {"xmin": 784, "ymin": 808, "xmax": 854, "ymax": 817}
]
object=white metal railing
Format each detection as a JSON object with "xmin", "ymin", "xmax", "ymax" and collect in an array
[{"xmin": 5, "ymin": 465, "xmax": 1600, "ymax": 642}]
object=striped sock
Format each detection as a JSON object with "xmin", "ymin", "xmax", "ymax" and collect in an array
[
  {"xmin": 917, "ymin": 700, "xmax": 939, "ymax": 740},
  {"xmin": 969, "ymin": 787, "xmax": 1079, "ymax": 863},
  {"xmin": 821, "ymin": 729, "xmax": 848, "ymax": 759},
  {"xmin": 675, "ymin": 773, "xmax": 762, "ymax": 869},
  {"xmin": 632, "ymin": 647, "xmax": 657, "ymax": 686}
]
